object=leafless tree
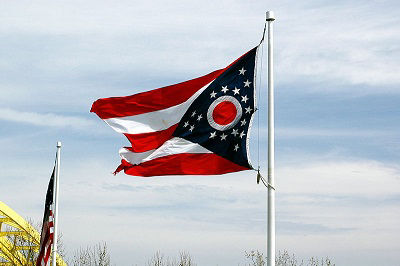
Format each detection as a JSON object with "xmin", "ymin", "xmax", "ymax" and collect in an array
[
  {"xmin": 245, "ymin": 250, "xmax": 266, "ymax": 266},
  {"xmin": 308, "ymin": 256, "xmax": 335, "ymax": 266},
  {"xmin": 177, "ymin": 251, "xmax": 196, "ymax": 266},
  {"xmin": 146, "ymin": 251, "xmax": 196, "ymax": 266},
  {"xmin": 276, "ymin": 250, "xmax": 303, "ymax": 266},
  {"xmin": 245, "ymin": 250, "xmax": 335, "ymax": 266},
  {"xmin": 72, "ymin": 242, "xmax": 111, "ymax": 266},
  {"xmin": 146, "ymin": 251, "xmax": 171, "ymax": 266}
]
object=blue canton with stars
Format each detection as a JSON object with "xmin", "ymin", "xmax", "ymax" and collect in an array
[{"xmin": 173, "ymin": 47, "xmax": 257, "ymax": 168}]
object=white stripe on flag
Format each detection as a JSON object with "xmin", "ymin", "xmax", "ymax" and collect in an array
[
  {"xmin": 119, "ymin": 148, "xmax": 155, "ymax": 165},
  {"xmin": 103, "ymin": 81, "xmax": 211, "ymax": 134},
  {"xmin": 119, "ymin": 137, "xmax": 212, "ymax": 165}
]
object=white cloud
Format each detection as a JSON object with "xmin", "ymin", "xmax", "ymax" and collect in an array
[
  {"xmin": 270, "ymin": 1, "xmax": 400, "ymax": 91},
  {"xmin": 275, "ymin": 159, "xmax": 400, "ymax": 265},
  {"xmin": 1, "ymin": 0, "xmax": 398, "ymax": 99},
  {"xmin": 0, "ymin": 108, "xmax": 95, "ymax": 129},
  {"xmin": 275, "ymin": 127, "xmax": 393, "ymax": 138},
  {"xmin": 278, "ymin": 159, "xmax": 400, "ymax": 196}
]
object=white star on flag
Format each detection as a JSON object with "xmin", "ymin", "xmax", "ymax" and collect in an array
[
  {"xmin": 240, "ymin": 119, "xmax": 247, "ymax": 126},
  {"xmin": 244, "ymin": 80, "xmax": 252, "ymax": 87},
  {"xmin": 239, "ymin": 67, "xmax": 246, "ymax": 75},
  {"xmin": 197, "ymin": 114, "xmax": 203, "ymax": 121},
  {"xmin": 241, "ymin": 95, "xmax": 249, "ymax": 103},
  {"xmin": 220, "ymin": 133, "xmax": 227, "ymax": 140},
  {"xmin": 245, "ymin": 106, "xmax": 252, "ymax": 114},
  {"xmin": 234, "ymin": 144, "xmax": 239, "ymax": 151},
  {"xmin": 183, "ymin": 121, "xmax": 189, "ymax": 127},
  {"xmin": 231, "ymin": 129, "xmax": 239, "ymax": 136},
  {"xmin": 239, "ymin": 131, "xmax": 245, "ymax": 138},
  {"xmin": 189, "ymin": 125, "xmax": 195, "ymax": 132},
  {"xmin": 210, "ymin": 91, "xmax": 217, "ymax": 98},
  {"xmin": 191, "ymin": 110, "xmax": 196, "ymax": 117},
  {"xmin": 209, "ymin": 131, "xmax": 217, "ymax": 139},
  {"xmin": 221, "ymin": 86, "xmax": 229, "ymax": 93},
  {"xmin": 233, "ymin": 87, "xmax": 240, "ymax": 95}
]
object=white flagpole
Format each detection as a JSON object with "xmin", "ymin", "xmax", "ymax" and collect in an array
[
  {"xmin": 266, "ymin": 11, "xmax": 276, "ymax": 266},
  {"xmin": 52, "ymin": 141, "xmax": 61, "ymax": 266}
]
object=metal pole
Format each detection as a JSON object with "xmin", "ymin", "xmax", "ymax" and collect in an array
[
  {"xmin": 266, "ymin": 10, "xmax": 275, "ymax": 266},
  {"xmin": 52, "ymin": 141, "xmax": 61, "ymax": 266}
]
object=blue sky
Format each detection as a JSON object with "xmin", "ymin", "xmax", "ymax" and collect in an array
[{"xmin": 1, "ymin": 0, "xmax": 399, "ymax": 265}]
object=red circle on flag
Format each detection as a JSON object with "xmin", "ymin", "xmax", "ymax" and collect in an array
[
  {"xmin": 207, "ymin": 96, "xmax": 242, "ymax": 131},
  {"xmin": 212, "ymin": 101, "xmax": 237, "ymax": 125}
]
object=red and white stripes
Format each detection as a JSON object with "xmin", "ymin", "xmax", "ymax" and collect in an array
[
  {"xmin": 92, "ymin": 70, "xmax": 224, "ymax": 152},
  {"xmin": 37, "ymin": 206, "xmax": 54, "ymax": 266}
]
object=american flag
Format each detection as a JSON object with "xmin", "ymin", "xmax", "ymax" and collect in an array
[{"xmin": 36, "ymin": 169, "xmax": 54, "ymax": 266}]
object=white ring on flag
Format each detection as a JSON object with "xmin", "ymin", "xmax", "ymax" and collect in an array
[{"xmin": 207, "ymin": 96, "xmax": 242, "ymax": 131}]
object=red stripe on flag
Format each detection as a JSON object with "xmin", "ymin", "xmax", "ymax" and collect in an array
[
  {"xmin": 91, "ymin": 69, "xmax": 225, "ymax": 119},
  {"xmin": 116, "ymin": 153, "xmax": 250, "ymax": 177},
  {"xmin": 123, "ymin": 124, "xmax": 178, "ymax": 152},
  {"xmin": 36, "ymin": 219, "xmax": 54, "ymax": 266},
  {"xmin": 43, "ymin": 237, "xmax": 53, "ymax": 264}
]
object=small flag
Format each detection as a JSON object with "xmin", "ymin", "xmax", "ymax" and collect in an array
[
  {"xmin": 36, "ymin": 169, "xmax": 55, "ymax": 266},
  {"xmin": 91, "ymin": 47, "xmax": 258, "ymax": 176}
]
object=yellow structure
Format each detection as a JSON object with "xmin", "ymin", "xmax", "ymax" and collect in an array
[{"xmin": 0, "ymin": 201, "xmax": 66, "ymax": 266}]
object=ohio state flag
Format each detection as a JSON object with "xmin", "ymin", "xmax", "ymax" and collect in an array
[{"xmin": 91, "ymin": 47, "xmax": 258, "ymax": 176}]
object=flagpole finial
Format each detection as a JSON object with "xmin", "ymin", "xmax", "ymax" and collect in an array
[
  {"xmin": 266, "ymin": 11, "xmax": 275, "ymax": 21},
  {"xmin": 57, "ymin": 141, "xmax": 62, "ymax": 147}
]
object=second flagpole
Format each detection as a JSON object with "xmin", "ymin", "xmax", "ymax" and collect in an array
[
  {"xmin": 52, "ymin": 141, "xmax": 61, "ymax": 266},
  {"xmin": 266, "ymin": 11, "xmax": 276, "ymax": 266}
]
